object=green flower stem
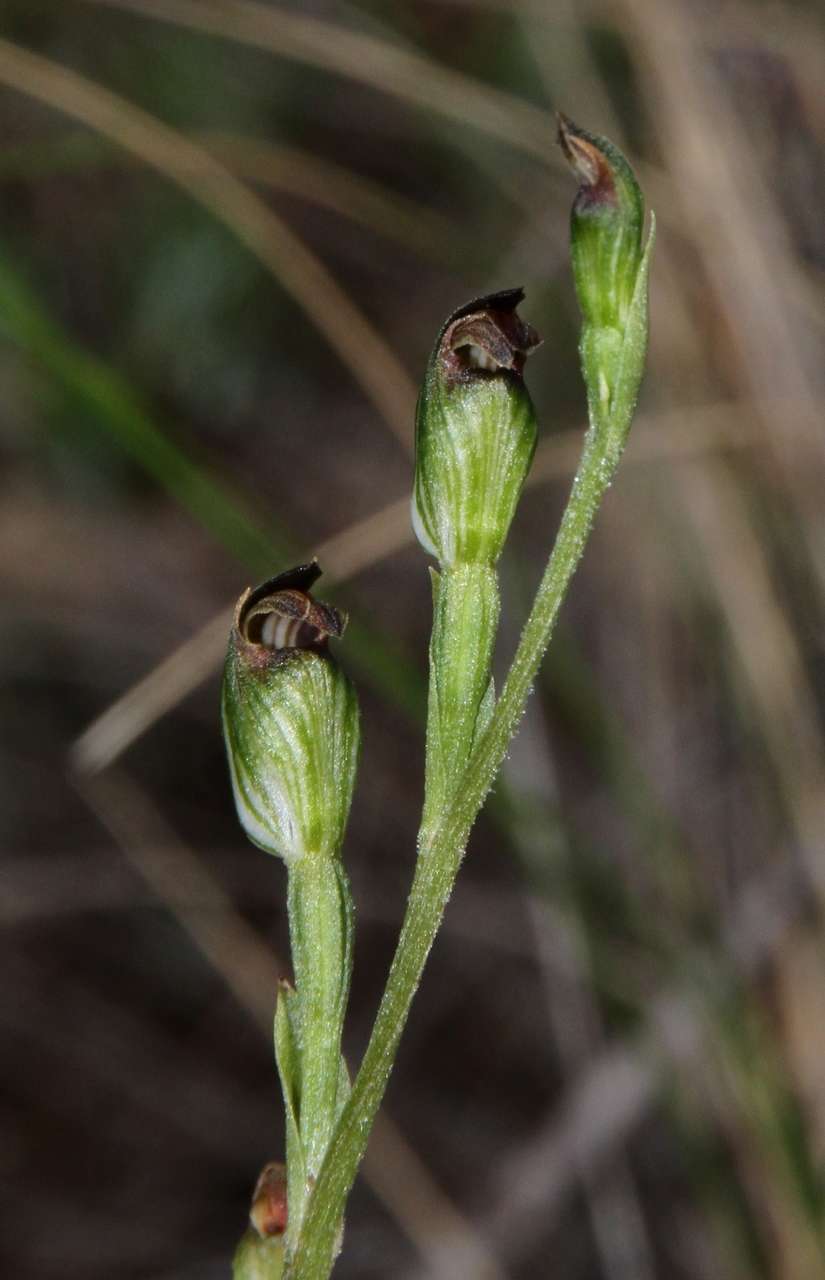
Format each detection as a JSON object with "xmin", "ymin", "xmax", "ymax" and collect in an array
[
  {"xmin": 286, "ymin": 174, "xmax": 653, "ymax": 1280},
  {"xmin": 421, "ymin": 562, "xmax": 499, "ymax": 837},
  {"xmin": 287, "ymin": 856, "xmax": 354, "ymax": 1182},
  {"xmin": 285, "ymin": 417, "xmax": 631, "ymax": 1280}
]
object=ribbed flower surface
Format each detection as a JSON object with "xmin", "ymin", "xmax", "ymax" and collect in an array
[
  {"xmin": 558, "ymin": 113, "xmax": 644, "ymax": 335},
  {"xmin": 222, "ymin": 643, "xmax": 360, "ymax": 862},
  {"xmin": 412, "ymin": 289, "xmax": 539, "ymax": 568},
  {"xmin": 413, "ymin": 373, "xmax": 537, "ymax": 567}
]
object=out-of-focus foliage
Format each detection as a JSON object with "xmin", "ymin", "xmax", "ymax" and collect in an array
[{"xmin": 3, "ymin": 2, "xmax": 825, "ymax": 1278}]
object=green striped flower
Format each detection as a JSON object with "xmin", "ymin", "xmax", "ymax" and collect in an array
[
  {"xmin": 223, "ymin": 565, "xmax": 359, "ymax": 1248},
  {"xmin": 222, "ymin": 563, "xmax": 360, "ymax": 863},
  {"xmin": 412, "ymin": 289, "xmax": 540, "ymax": 568}
]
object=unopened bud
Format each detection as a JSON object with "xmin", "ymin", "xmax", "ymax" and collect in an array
[
  {"xmin": 249, "ymin": 1162, "xmax": 288, "ymax": 1239},
  {"xmin": 232, "ymin": 1230, "xmax": 284, "ymax": 1280},
  {"xmin": 222, "ymin": 563, "xmax": 360, "ymax": 862},
  {"xmin": 558, "ymin": 114, "xmax": 654, "ymax": 442},
  {"xmin": 412, "ymin": 289, "xmax": 541, "ymax": 568},
  {"xmin": 557, "ymin": 113, "xmax": 643, "ymax": 333}
]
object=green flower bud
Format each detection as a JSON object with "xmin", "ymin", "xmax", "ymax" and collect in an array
[
  {"xmin": 557, "ymin": 113, "xmax": 643, "ymax": 334},
  {"xmin": 222, "ymin": 563, "xmax": 360, "ymax": 863},
  {"xmin": 233, "ymin": 1229, "xmax": 284, "ymax": 1280},
  {"xmin": 233, "ymin": 1163, "xmax": 287, "ymax": 1280},
  {"xmin": 412, "ymin": 289, "xmax": 541, "ymax": 568},
  {"xmin": 558, "ymin": 113, "xmax": 654, "ymax": 446},
  {"xmin": 249, "ymin": 1162, "xmax": 288, "ymax": 1241}
]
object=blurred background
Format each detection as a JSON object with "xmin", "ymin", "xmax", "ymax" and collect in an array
[{"xmin": 3, "ymin": 1, "xmax": 825, "ymax": 1277}]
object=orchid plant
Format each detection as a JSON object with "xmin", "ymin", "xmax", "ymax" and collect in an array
[{"xmin": 222, "ymin": 117, "xmax": 654, "ymax": 1280}]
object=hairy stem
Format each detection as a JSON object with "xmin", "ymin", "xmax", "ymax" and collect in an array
[
  {"xmin": 421, "ymin": 561, "xmax": 499, "ymax": 837},
  {"xmin": 284, "ymin": 855, "xmax": 354, "ymax": 1243},
  {"xmin": 285, "ymin": 422, "xmax": 619, "ymax": 1279}
]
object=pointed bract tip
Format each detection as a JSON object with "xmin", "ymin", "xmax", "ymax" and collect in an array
[
  {"xmin": 556, "ymin": 112, "xmax": 618, "ymax": 207},
  {"xmin": 556, "ymin": 114, "xmax": 645, "ymax": 337}
]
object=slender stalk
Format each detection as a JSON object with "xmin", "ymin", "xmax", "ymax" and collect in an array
[
  {"xmin": 285, "ymin": 422, "xmax": 620, "ymax": 1279},
  {"xmin": 421, "ymin": 562, "xmax": 499, "ymax": 837},
  {"xmin": 287, "ymin": 858, "xmax": 354, "ymax": 1178},
  {"xmin": 285, "ymin": 163, "xmax": 653, "ymax": 1274},
  {"xmin": 279, "ymin": 856, "xmax": 353, "ymax": 1256},
  {"xmin": 221, "ymin": 567, "xmax": 361, "ymax": 1271},
  {"xmin": 220, "ymin": 117, "xmax": 653, "ymax": 1280}
]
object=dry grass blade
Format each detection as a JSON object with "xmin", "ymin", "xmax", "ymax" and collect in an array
[
  {"xmin": 675, "ymin": 459, "xmax": 825, "ymax": 856},
  {"xmin": 615, "ymin": 0, "xmax": 825, "ymax": 587},
  {"xmin": 701, "ymin": 1010, "xmax": 825, "ymax": 1280},
  {"xmin": 70, "ymin": 608, "xmax": 233, "ymax": 778},
  {"xmin": 76, "ymin": 766, "xmax": 508, "ymax": 1280},
  {"xmin": 74, "ymin": 766, "xmax": 285, "ymax": 1023},
  {"xmin": 527, "ymin": 879, "xmax": 657, "ymax": 1279},
  {"xmin": 519, "ymin": 0, "xmax": 619, "ymax": 141},
  {"xmin": 497, "ymin": 671, "xmax": 659, "ymax": 1276},
  {"xmin": 201, "ymin": 132, "xmax": 462, "ymax": 262},
  {"xmin": 503, "ymin": 704, "xmax": 657, "ymax": 1280},
  {"xmin": 399, "ymin": 854, "xmax": 813, "ymax": 1280},
  {"xmin": 70, "ymin": 401, "xmax": 762, "ymax": 776},
  {"xmin": 80, "ymin": 0, "xmax": 723, "ymax": 266},
  {"xmin": 365, "ymin": 1118, "xmax": 508, "ymax": 1280},
  {"xmin": 81, "ymin": 0, "xmax": 555, "ymax": 163},
  {"xmin": 681, "ymin": 1, "xmax": 825, "ymax": 138},
  {"xmin": 70, "ymin": 495, "xmax": 413, "ymax": 775},
  {"xmin": 0, "ymin": 36, "xmax": 415, "ymax": 447}
]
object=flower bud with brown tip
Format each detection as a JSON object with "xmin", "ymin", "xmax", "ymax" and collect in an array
[
  {"xmin": 558, "ymin": 114, "xmax": 654, "ymax": 446},
  {"xmin": 412, "ymin": 289, "xmax": 541, "ymax": 568},
  {"xmin": 222, "ymin": 562, "xmax": 360, "ymax": 863}
]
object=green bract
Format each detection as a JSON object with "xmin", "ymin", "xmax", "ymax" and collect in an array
[
  {"xmin": 412, "ymin": 288, "xmax": 540, "ymax": 568},
  {"xmin": 222, "ymin": 563, "xmax": 360, "ymax": 863}
]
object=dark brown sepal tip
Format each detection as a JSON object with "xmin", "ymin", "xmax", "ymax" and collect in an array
[
  {"xmin": 556, "ymin": 112, "xmax": 618, "ymax": 210},
  {"xmin": 244, "ymin": 561, "xmax": 323, "ymax": 613},
  {"xmin": 234, "ymin": 562, "xmax": 347, "ymax": 660},
  {"xmin": 438, "ymin": 288, "xmax": 542, "ymax": 382}
]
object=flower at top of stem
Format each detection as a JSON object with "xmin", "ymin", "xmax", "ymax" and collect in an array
[
  {"xmin": 222, "ymin": 563, "xmax": 360, "ymax": 863},
  {"xmin": 557, "ymin": 112, "xmax": 644, "ymax": 335},
  {"xmin": 557, "ymin": 113, "xmax": 653, "ymax": 442},
  {"xmin": 413, "ymin": 288, "xmax": 541, "ymax": 568}
]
